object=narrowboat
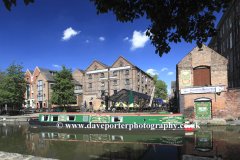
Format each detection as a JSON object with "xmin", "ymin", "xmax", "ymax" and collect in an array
[{"xmin": 29, "ymin": 112, "xmax": 195, "ymax": 131}]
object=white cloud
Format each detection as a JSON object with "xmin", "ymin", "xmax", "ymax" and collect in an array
[
  {"xmin": 129, "ymin": 30, "xmax": 149, "ymax": 50},
  {"xmin": 161, "ymin": 68, "xmax": 168, "ymax": 72},
  {"xmin": 99, "ymin": 37, "xmax": 105, "ymax": 41},
  {"xmin": 53, "ymin": 64, "xmax": 60, "ymax": 68},
  {"xmin": 167, "ymin": 72, "xmax": 174, "ymax": 75},
  {"xmin": 86, "ymin": 40, "xmax": 89, "ymax": 43},
  {"xmin": 146, "ymin": 69, "xmax": 158, "ymax": 75},
  {"xmin": 124, "ymin": 37, "xmax": 129, "ymax": 41},
  {"xmin": 61, "ymin": 27, "xmax": 80, "ymax": 41}
]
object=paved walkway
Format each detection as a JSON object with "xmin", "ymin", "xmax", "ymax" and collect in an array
[{"xmin": 0, "ymin": 151, "xmax": 57, "ymax": 160}]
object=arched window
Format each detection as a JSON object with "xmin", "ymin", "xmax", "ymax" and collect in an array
[{"xmin": 193, "ymin": 66, "xmax": 210, "ymax": 86}]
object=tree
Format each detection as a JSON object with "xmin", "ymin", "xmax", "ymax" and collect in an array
[
  {"xmin": 147, "ymin": 73, "xmax": 167, "ymax": 100},
  {"xmin": 0, "ymin": 68, "xmax": 6, "ymax": 111},
  {"xmin": 3, "ymin": 0, "xmax": 34, "ymax": 11},
  {"xmin": 0, "ymin": 61, "xmax": 29, "ymax": 110},
  {"xmin": 91, "ymin": 0, "xmax": 231, "ymax": 57},
  {"xmin": 50, "ymin": 65, "xmax": 75, "ymax": 108}
]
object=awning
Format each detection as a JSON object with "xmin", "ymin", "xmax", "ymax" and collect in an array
[{"xmin": 108, "ymin": 89, "xmax": 158, "ymax": 103}]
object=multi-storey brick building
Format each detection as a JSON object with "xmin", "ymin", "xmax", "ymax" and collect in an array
[
  {"xmin": 80, "ymin": 56, "xmax": 154, "ymax": 110},
  {"xmin": 25, "ymin": 66, "xmax": 83, "ymax": 108},
  {"xmin": 208, "ymin": 0, "xmax": 240, "ymax": 88}
]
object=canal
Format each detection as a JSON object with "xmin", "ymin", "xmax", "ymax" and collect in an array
[{"xmin": 0, "ymin": 122, "xmax": 240, "ymax": 160}]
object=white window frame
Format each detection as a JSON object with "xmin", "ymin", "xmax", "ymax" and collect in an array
[
  {"xmin": 67, "ymin": 116, "xmax": 76, "ymax": 121},
  {"xmin": 51, "ymin": 115, "xmax": 59, "ymax": 122},
  {"xmin": 111, "ymin": 116, "xmax": 123, "ymax": 122},
  {"xmin": 42, "ymin": 115, "xmax": 49, "ymax": 121}
]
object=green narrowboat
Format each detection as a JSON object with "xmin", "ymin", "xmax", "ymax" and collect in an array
[{"xmin": 29, "ymin": 112, "xmax": 187, "ymax": 130}]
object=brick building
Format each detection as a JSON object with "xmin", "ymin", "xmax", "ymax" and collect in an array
[
  {"xmin": 208, "ymin": 0, "xmax": 240, "ymax": 88},
  {"xmin": 176, "ymin": 44, "xmax": 230, "ymax": 119},
  {"xmin": 80, "ymin": 56, "xmax": 154, "ymax": 110},
  {"xmin": 25, "ymin": 66, "xmax": 83, "ymax": 108}
]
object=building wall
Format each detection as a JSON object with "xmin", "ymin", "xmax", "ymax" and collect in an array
[
  {"xmin": 208, "ymin": 0, "xmax": 240, "ymax": 88},
  {"xmin": 176, "ymin": 44, "xmax": 239, "ymax": 119},
  {"xmin": 72, "ymin": 69, "xmax": 84, "ymax": 85}
]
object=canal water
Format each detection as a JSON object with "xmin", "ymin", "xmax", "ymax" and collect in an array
[{"xmin": 0, "ymin": 122, "xmax": 240, "ymax": 160}]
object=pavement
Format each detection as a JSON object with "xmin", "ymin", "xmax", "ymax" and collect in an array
[
  {"xmin": 0, "ymin": 113, "xmax": 40, "ymax": 121},
  {"xmin": 0, "ymin": 151, "xmax": 57, "ymax": 160}
]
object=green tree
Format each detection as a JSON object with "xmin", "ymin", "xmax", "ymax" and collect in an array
[
  {"xmin": 50, "ymin": 65, "xmax": 75, "ymax": 108},
  {"xmin": 147, "ymin": 73, "xmax": 167, "ymax": 100},
  {"xmin": 0, "ymin": 61, "xmax": 29, "ymax": 110},
  {"xmin": 0, "ymin": 68, "xmax": 6, "ymax": 111},
  {"xmin": 3, "ymin": 0, "xmax": 34, "ymax": 11},
  {"xmin": 91, "ymin": 0, "xmax": 231, "ymax": 56}
]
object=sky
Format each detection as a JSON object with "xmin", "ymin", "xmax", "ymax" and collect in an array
[{"xmin": 0, "ymin": 0, "xmax": 224, "ymax": 95}]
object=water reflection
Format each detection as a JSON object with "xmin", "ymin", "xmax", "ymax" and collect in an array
[{"xmin": 1, "ymin": 123, "xmax": 240, "ymax": 160}]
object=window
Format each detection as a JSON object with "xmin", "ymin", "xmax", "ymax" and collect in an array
[
  {"xmin": 89, "ymin": 74, "xmax": 92, "ymax": 79},
  {"xmin": 94, "ymin": 65, "xmax": 97, "ymax": 70},
  {"xmin": 193, "ymin": 66, "xmax": 211, "ymax": 86},
  {"xmin": 32, "ymin": 93, "xmax": 33, "ymax": 98},
  {"xmin": 220, "ymin": 29, "xmax": 222, "ymax": 37},
  {"xmin": 27, "ymin": 78, "xmax": 29, "ymax": 82},
  {"xmin": 112, "ymin": 116, "xmax": 122, "ymax": 122},
  {"xmin": 226, "ymin": 18, "xmax": 228, "ymax": 29},
  {"xmin": 89, "ymin": 83, "xmax": 92, "ymax": 88},
  {"xmin": 125, "ymin": 70, "xmax": 129, "ymax": 75},
  {"xmin": 44, "ymin": 94, "xmax": 45, "ymax": 98},
  {"xmin": 145, "ymin": 76, "xmax": 147, "ymax": 82},
  {"xmin": 113, "ymin": 80, "xmax": 117, "ymax": 85},
  {"xmin": 44, "ymin": 84, "xmax": 45, "ymax": 88},
  {"xmin": 114, "ymin": 90, "xmax": 117, "ymax": 94},
  {"xmin": 230, "ymin": 32, "xmax": 232, "ymax": 49},
  {"xmin": 229, "ymin": 16, "xmax": 232, "ymax": 28},
  {"xmin": 42, "ymin": 115, "xmax": 49, "ymax": 121},
  {"xmin": 120, "ymin": 62, "xmax": 123, "ymax": 67},
  {"xmin": 101, "ymin": 73, "xmax": 104, "ymax": 78},
  {"xmin": 31, "ymin": 77, "xmax": 33, "ymax": 82},
  {"xmin": 113, "ymin": 71, "xmax": 117, "ymax": 76},
  {"xmin": 126, "ymin": 79, "xmax": 129, "ymax": 85},
  {"xmin": 52, "ymin": 115, "xmax": 59, "ymax": 121},
  {"xmin": 83, "ymin": 116, "xmax": 88, "ymax": 121},
  {"xmin": 31, "ymin": 85, "xmax": 33, "ymax": 91},
  {"xmin": 101, "ymin": 82, "xmax": 105, "ymax": 87},
  {"xmin": 67, "ymin": 116, "xmax": 75, "ymax": 121},
  {"xmin": 50, "ymin": 84, "xmax": 54, "ymax": 88},
  {"xmin": 76, "ymin": 86, "xmax": 78, "ymax": 89}
]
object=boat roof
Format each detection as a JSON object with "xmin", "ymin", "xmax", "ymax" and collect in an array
[{"xmin": 39, "ymin": 112, "xmax": 183, "ymax": 116}]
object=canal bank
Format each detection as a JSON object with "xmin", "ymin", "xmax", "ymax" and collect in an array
[
  {"xmin": 0, "ymin": 151, "xmax": 57, "ymax": 160},
  {"xmin": 0, "ymin": 113, "xmax": 39, "ymax": 122}
]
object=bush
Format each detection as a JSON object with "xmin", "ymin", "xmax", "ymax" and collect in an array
[
  {"xmin": 62, "ymin": 108, "xmax": 67, "ymax": 113},
  {"xmin": 226, "ymin": 118, "xmax": 234, "ymax": 121}
]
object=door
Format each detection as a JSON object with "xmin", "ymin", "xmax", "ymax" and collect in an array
[{"xmin": 194, "ymin": 101, "xmax": 211, "ymax": 119}]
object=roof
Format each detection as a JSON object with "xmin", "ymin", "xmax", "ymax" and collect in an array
[
  {"xmin": 41, "ymin": 72, "xmax": 55, "ymax": 82},
  {"xmin": 96, "ymin": 60, "xmax": 109, "ymax": 68},
  {"xmin": 77, "ymin": 69, "xmax": 84, "ymax": 73},
  {"xmin": 38, "ymin": 67, "xmax": 56, "ymax": 73},
  {"xmin": 108, "ymin": 89, "xmax": 158, "ymax": 103},
  {"xmin": 71, "ymin": 79, "xmax": 82, "ymax": 85},
  {"xmin": 29, "ymin": 70, "xmax": 34, "ymax": 75}
]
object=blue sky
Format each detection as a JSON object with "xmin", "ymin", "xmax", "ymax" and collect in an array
[{"xmin": 0, "ymin": 0, "xmax": 224, "ymax": 95}]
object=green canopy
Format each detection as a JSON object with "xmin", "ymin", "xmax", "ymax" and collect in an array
[{"xmin": 129, "ymin": 90, "xmax": 134, "ymax": 111}]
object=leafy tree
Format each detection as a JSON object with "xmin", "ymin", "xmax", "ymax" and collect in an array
[
  {"xmin": 0, "ymin": 68, "xmax": 6, "ymax": 111},
  {"xmin": 50, "ymin": 65, "xmax": 75, "ymax": 108},
  {"xmin": 91, "ymin": 0, "xmax": 231, "ymax": 56},
  {"xmin": 3, "ymin": 0, "xmax": 34, "ymax": 11},
  {"xmin": 147, "ymin": 73, "xmax": 167, "ymax": 100},
  {"xmin": 0, "ymin": 61, "xmax": 29, "ymax": 110}
]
